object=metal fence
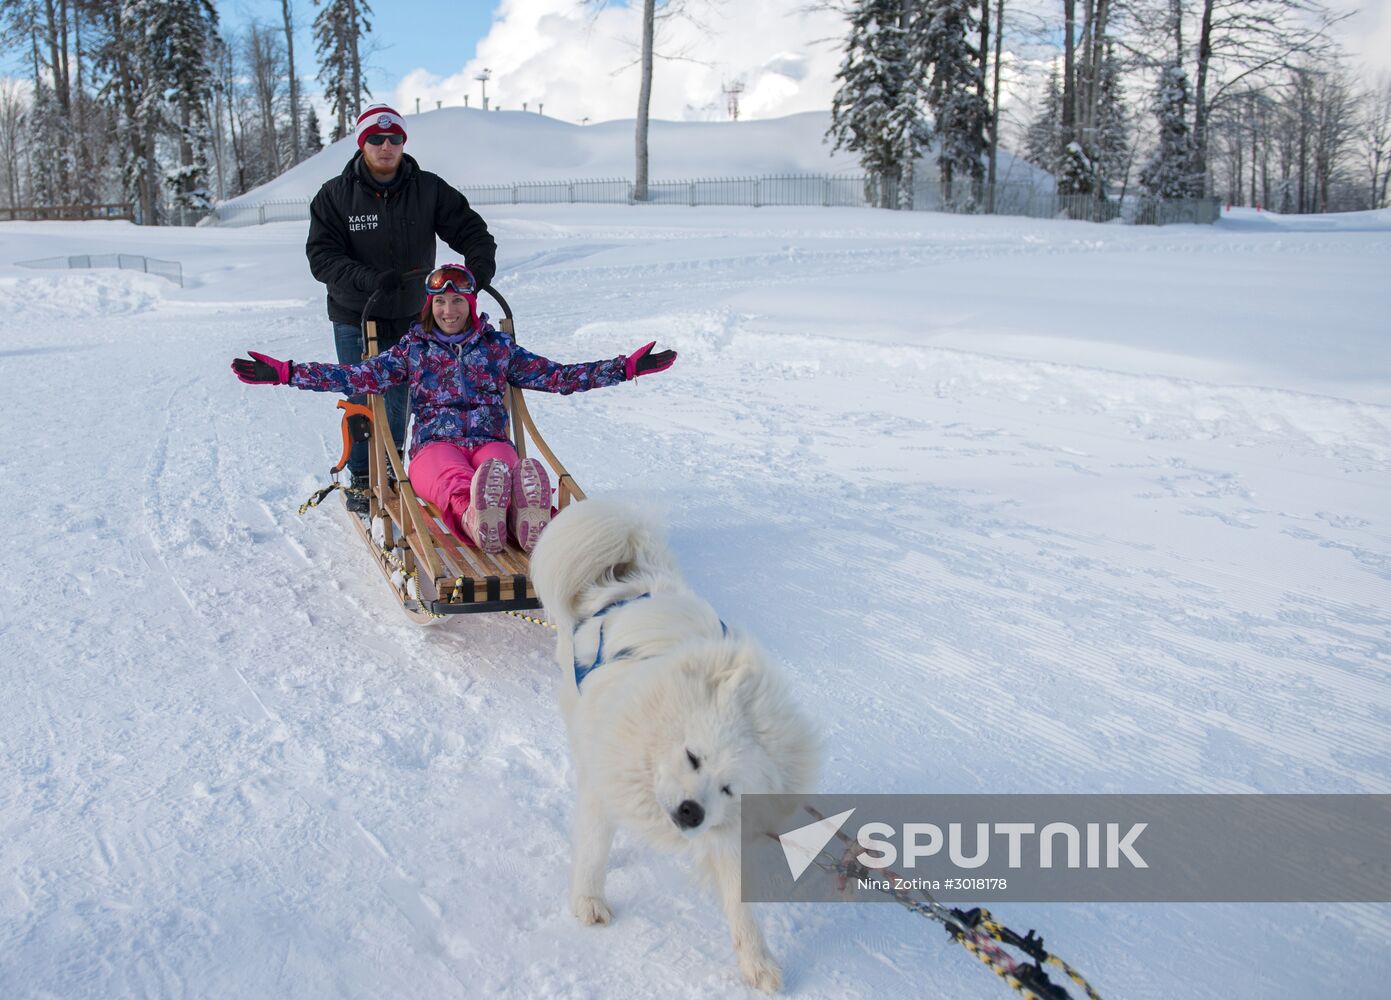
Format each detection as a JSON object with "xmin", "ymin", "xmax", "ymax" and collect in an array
[
  {"xmin": 17, "ymin": 253, "xmax": 184, "ymax": 286},
  {"xmin": 2, "ymin": 202, "xmax": 135, "ymax": 222},
  {"xmin": 206, "ymin": 174, "xmax": 1220, "ymax": 227}
]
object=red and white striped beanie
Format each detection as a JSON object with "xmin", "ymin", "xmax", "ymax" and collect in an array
[{"xmin": 355, "ymin": 103, "xmax": 407, "ymax": 149}]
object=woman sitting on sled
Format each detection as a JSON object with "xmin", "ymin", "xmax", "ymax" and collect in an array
[{"xmin": 232, "ymin": 264, "xmax": 675, "ymax": 553}]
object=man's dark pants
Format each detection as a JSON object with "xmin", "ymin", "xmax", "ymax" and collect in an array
[{"xmin": 332, "ymin": 320, "xmax": 409, "ymax": 478}]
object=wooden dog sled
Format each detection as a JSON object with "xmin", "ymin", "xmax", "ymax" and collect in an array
[{"xmin": 324, "ymin": 284, "xmax": 583, "ymax": 624}]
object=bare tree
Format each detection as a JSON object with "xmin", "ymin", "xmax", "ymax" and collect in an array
[
  {"xmin": 243, "ymin": 22, "xmax": 288, "ymax": 184},
  {"xmin": 0, "ymin": 78, "xmax": 28, "ymax": 208},
  {"xmin": 584, "ymin": 0, "xmax": 703, "ymax": 201},
  {"xmin": 1052, "ymin": 0, "xmax": 1116, "ymax": 195},
  {"xmin": 1125, "ymin": 0, "xmax": 1347, "ymax": 195},
  {"xmin": 986, "ymin": 0, "xmax": 1004, "ymax": 202},
  {"xmin": 1362, "ymin": 75, "xmax": 1391, "ymax": 209},
  {"xmin": 282, "ymin": 0, "xmax": 301, "ymax": 165},
  {"xmin": 636, "ymin": 0, "xmax": 654, "ymax": 200},
  {"xmin": 1310, "ymin": 63, "xmax": 1356, "ymax": 211}
]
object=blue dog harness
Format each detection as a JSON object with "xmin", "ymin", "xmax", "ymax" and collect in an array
[{"xmin": 572, "ymin": 592, "xmax": 728, "ymax": 690}]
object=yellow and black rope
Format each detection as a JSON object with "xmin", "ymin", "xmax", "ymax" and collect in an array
[
  {"xmin": 502, "ymin": 609, "xmax": 555, "ymax": 629},
  {"xmin": 966, "ymin": 909, "xmax": 1102, "ymax": 1000},
  {"xmin": 942, "ymin": 907, "xmax": 1100, "ymax": 1000},
  {"xmin": 792, "ymin": 813, "xmax": 1103, "ymax": 1000}
]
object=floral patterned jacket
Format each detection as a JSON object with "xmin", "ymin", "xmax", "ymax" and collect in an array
[{"xmin": 290, "ymin": 317, "xmax": 627, "ymax": 455}]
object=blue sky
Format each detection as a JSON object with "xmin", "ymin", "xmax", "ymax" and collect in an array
[
  {"xmin": 226, "ymin": 0, "xmax": 505, "ymax": 100},
  {"xmin": 0, "ymin": 0, "xmax": 506, "ymax": 101}
]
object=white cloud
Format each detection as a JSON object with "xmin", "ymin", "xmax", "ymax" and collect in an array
[
  {"xmin": 1332, "ymin": 0, "xmax": 1391, "ymax": 80},
  {"xmin": 387, "ymin": 0, "xmax": 1389, "ymax": 132},
  {"xmin": 391, "ymin": 0, "xmax": 850, "ymax": 124}
]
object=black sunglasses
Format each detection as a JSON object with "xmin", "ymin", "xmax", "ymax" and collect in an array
[{"xmin": 364, "ymin": 133, "xmax": 405, "ymax": 146}]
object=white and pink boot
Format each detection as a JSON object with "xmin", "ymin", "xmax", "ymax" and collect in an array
[
  {"xmin": 463, "ymin": 458, "xmax": 511, "ymax": 553},
  {"xmin": 509, "ymin": 458, "xmax": 552, "ymax": 553}
]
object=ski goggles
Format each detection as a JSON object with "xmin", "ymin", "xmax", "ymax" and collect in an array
[
  {"xmin": 363, "ymin": 133, "xmax": 405, "ymax": 146},
  {"xmin": 424, "ymin": 265, "xmax": 478, "ymax": 296}
]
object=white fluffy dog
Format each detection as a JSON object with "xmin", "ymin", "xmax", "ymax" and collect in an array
[{"xmin": 529, "ymin": 498, "xmax": 819, "ymax": 992}]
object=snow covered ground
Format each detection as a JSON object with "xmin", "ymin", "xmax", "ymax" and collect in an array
[{"xmin": 1, "ymin": 203, "xmax": 1388, "ymax": 999}]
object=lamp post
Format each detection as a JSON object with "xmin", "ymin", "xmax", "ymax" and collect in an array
[{"xmin": 475, "ymin": 68, "xmax": 492, "ymax": 111}]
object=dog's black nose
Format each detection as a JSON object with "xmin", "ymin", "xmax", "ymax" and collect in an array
[{"xmin": 675, "ymin": 799, "xmax": 705, "ymax": 829}]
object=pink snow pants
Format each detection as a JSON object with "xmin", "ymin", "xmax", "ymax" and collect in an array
[{"xmin": 409, "ymin": 440, "xmax": 520, "ymax": 542}]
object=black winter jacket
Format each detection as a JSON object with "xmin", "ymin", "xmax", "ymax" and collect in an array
[{"xmin": 306, "ymin": 153, "xmax": 497, "ymax": 324}]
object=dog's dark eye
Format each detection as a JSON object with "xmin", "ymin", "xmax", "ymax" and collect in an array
[
  {"xmin": 721, "ymin": 785, "xmax": 733, "ymax": 797},
  {"xmin": 686, "ymin": 750, "xmax": 701, "ymax": 771}
]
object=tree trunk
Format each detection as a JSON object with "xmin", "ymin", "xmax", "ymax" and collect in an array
[
  {"xmin": 1297, "ymin": 81, "xmax": 1308, "ymax": 213},
  {"xmin": 1192, "ymin": 0, "xmax": 1215, "ymax": 195},
  {"xmin": 1061, "ymin": 0, "xmax": 1076, "ymax": 144},
  {"xmin": 349, "ymin": 0, "xmax": 362, "ymax": 121},
  {"xmin": 143, "ymin": 124, "xmax": 159, "ymax": 225},
  {"xmin": 74, "ymin": 4, "xmax": 88, "ymax": 205},
  {"xmin": 39, "ymin": 0, "xmax": 71, "ymax": 202},
  {"xmin": 179, "ymin": 101, "xmax": 194, "ymax": 225},
  {"xmin": 226, "ymin": 46, "xmax": 248, "ymax": 197},
  {"xmin": 979, "ymin": 0, "xmax": 990, "ymax": 208},
  {"xmin": 283, "ymin": 0, "xmax": 301, "ymax": 164},
  {"xmin": 1249, "ymin": 93, "xmax": 1258, "ymax": 207},
  {"xmin": 58, "ymin": 0, "xmax": 70, "ymax": 109},
  {"xmin": 987, "ymin": 0, "xmax": 1004, "ymax": 207},
  {"xmin": 634, "ymin": 0, "xmax": 654, "ymax": 201},
  {"xmin": 979, "ymin": 1, "xmax": 989, "ymax": 111},
  {"xmin": 1086, "ymin": 0, "xmax": 1110, "ymax": 140},
  {"xmin": 1078, "ymin": 0, "xmax": 1094, "ymax": 140}
]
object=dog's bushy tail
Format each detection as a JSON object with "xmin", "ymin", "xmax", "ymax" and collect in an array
[{"xmin": 529, "ymin": 497, "xmax": 677, "ymax": 628}]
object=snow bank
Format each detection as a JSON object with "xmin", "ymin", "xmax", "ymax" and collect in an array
[{"xmin": 218, "ymin": 108, "xmax": 1049, "ymax": 210}]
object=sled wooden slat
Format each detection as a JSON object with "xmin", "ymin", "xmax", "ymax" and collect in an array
[
  {"xmin": 413, "ymin": 506, "xmax": 475, "ymax": 581},
  {"xmin": 419, "ymin": 505, "xmax": 496, "ymax": 581},
  {"xmin": 414, "ymin": 504, "xmax": 538, "ymax": 604},
  {"xmin": 416, "ymin": 500, "xmax": 533, "ymax": 586}
]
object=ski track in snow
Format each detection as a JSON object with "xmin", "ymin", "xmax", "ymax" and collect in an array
[{"xmin": 1, "ymin": 206, "xmax": 1389, "ymax": 999}]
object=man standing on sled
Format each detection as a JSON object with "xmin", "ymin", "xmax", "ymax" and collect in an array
[{"xmin": 305, "ymin": 102, "xmax": 498, "ymax": 513}]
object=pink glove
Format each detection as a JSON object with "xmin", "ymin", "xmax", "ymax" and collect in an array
[
  {"xmin": 231, "ymin": 351, "xmax": 293, "ymax": 385},
  {"xmin": 625, "ymin": 341, "xmax": 677, "ymax": 380}
]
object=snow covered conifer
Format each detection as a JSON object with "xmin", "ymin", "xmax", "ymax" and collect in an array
[
  {"xmin": 161, "ymin": 0, "xmax": 220, "ymax": 219},
  {"xmin": 1140, "ymin": 62, "xmax": 1201, "ymax": 201},
  {"xmin": 1024, "ymin": 67, "xmax": 1064, "ymax": 175},
  {"xmin": 313, "ymin": 0, "xmax": 373, "ymax": 142},
  {"xmin": 303, "ymin": 103, "xmax": 325, "ymax": 155},
  {"xmin": 828, "ymin": 0, "xmax": 923, "ymax": 209},
  {"xmin": 27, "ymin": 81, "xmax": 71, "ymax": 208},
  {"xmin": 913, "ymin": 0, "xmax": 988, "ymax": 203},
  {"xmin": 1056, "ymin": 140, "xmax": 1094, "ymax": 195},
  {"xmin": 1093, "ymin": 44, "xmax": 1130, "ymax": 192}
]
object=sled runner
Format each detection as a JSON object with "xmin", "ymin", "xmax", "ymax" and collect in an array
[{"xmin": 309, "ymin": 283, "xmax": 585, "ymax": 624}]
